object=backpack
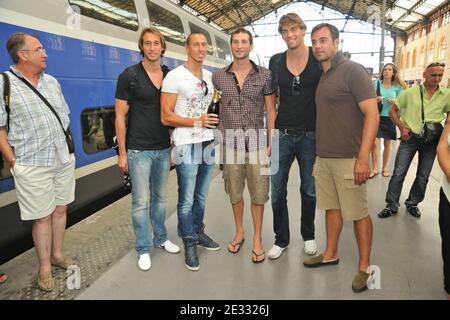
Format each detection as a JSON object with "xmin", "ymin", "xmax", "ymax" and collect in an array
[{"xmin": 1, "ymin": 72, "xmax": 11, "ymax": 131}]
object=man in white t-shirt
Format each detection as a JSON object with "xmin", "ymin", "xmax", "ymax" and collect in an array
[{"xmin": 161, "ymin": 32, "xmax": 221, "ymax": 271}]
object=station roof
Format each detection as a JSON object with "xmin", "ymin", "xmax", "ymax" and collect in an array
[{"xmin": 171, "ymin": 0, "xmax": 448, "ymax": 33}]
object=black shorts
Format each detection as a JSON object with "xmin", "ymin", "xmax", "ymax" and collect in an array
[{"xmin": 377, "ymin": 116, "xmax": 397, "ymax": 140}]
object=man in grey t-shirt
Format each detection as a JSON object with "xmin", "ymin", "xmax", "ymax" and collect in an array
[{"xmin": 302, "ymin": 24, "xmax": 379, "ymax": 293}]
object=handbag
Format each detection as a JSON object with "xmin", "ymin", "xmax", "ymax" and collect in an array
[
  {"xmin": 376, "ymin": 80, "xmax": 383, "ymax": 113},
  {"xmin": 420, "ymin": 86, "xmax": 443, "ymax": 145},
  {"xmin": 9, "ymin": 69, "xmax": 74, "ymax": 154}
]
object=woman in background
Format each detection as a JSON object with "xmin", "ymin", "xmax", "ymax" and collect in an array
[
  {"xmin": 370, "ymin": 63, "xmax": 406, "ymax": 178},
  {"xmin": 437, "ymin": 115, "xmax": 450, "ymax": 300}
]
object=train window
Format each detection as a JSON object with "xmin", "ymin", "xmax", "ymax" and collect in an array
[
  {"xmin": 215, "ymin": 36, "xmax": 232, "ymax": 61},
  {"xmin": 81, "ymin": 107, "xmax": 116, "ymax": 154},
  {"xmin": 188, "ymin": 23, "xmax": 214, "ymax": 56},
  {"xmin": 0, "ymin": 153, "xmax": 12, "ymax": 181},
  {"xmin": 146, "ymin": 1, "xmax": 185, "ymax": 47},
  {"xmin": 68, "ymin": 0, "xmax": 139, "ymax": 31}
]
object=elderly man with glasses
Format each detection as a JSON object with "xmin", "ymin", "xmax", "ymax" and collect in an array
[
  {"xmin": 161, "ymin": 32, "xmax": 221, "ymax": 272},
  {"xmin": 379, "ymin": 62, "xmax": 450, "ymax": 219},
  {"xmin": 267, "ymin": 13, "xmax": 322, "ymax": 260},
  {"xmin": 0, "ymin": 33, "xmax": 77, "ymax": 291}
]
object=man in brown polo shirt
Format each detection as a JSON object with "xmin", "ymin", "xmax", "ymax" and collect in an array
[
  {"xmin": 303, "ymin": 23, "xmax": 379, "ymax": 293},
  {"xmin": 212, "ymin": 28, "xmax": 276, "ymax": 263}
]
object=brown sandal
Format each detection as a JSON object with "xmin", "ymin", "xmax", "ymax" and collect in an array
[
  {"xmin": 252, "ymin": 250, "xmax": 266, "ymax": 263},
  {"xmin": 227, "ymin": 239, "xmax": 244, "ymax": 254}
]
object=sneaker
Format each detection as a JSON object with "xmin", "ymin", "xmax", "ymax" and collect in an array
[
  {"xmin": 158, "ymin": 240, "xmax": 181, "ymax": 254},
  {"xmin": 304, "ymin": 240, "xmax": 317, "ymax": 256},
  {"xmin": 37, "ymin": 271, "xmax": 54, "ymax": 292},
  {"xmin": 378, "ymin": 208, "xmax": 397, "ymax": 218},
  {"xmin": 407, "ymin": 206, "xmax": 421, "ymax": 218},
  {"xmin": 268, "ymin": 244, "xmax": 287, "ymax": 260},
  {"xmin": 183, "ymin": 238, "xmax": 199, "ymax": 271},
  {"xmin": 197, "ymin": 232, "xmax": 221, "ymax": 251},
  {"xmin": 137, "ymin": 253, "xmax": 151, "ymax": 271}
]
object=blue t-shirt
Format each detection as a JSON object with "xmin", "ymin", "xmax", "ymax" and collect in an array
[{"xmin": 373, "ymin": 80, "xmax": 402, "ymax": 117}]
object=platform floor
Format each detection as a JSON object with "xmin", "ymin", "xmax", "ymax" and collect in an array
[{"xmin": 0, "ymin": 141, "xmax": 447, "ymax": 300}]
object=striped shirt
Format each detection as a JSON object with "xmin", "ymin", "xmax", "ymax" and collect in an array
[
  {"xmin": 212, "ymin": 61, "xmax": 275, "ymax": 151},
  {"xmin": 0, "ymin": 66, "xmax": 71, "ymax": 166}
]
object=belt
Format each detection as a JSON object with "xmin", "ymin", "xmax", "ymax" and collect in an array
[{"xmin": 281, "ymin": 128, "xmax": 309, "ymax": 135}]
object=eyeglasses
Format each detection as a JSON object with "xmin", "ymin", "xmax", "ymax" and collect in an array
[
  {"xmin": 200, "ymin": 80, "xmax": 208, "ymax": 96},
  {"xmin": 426, "ymin": 62, "xmax": 445, "ymax": 69},
  {"xmin": 20, "ymin": 47, "xmax": 46, "ymax": 54},
  {"xmin": 292, "ymin": 76, "xmax": 301, "ymax": 96}
]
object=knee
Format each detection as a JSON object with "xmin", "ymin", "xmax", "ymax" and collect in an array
[
  {"xmin": 132, "ymin": 196, "xmax": 149, "ymax": 210},
  {"xmin": 53, "ymin": 206, "xmax": 67, "ymax": 218}
]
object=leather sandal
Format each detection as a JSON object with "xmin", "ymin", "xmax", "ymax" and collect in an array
[
  {"xmin": 227, "ymin": 239, "xmax": 244, "ymax": 254},
  {"xmin": 252, "ymin": 250, "xmax": 265, "ymax": 263}
]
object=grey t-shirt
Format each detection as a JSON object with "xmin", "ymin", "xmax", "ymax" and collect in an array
[{"xmin": 315, "ymin": 52, "xmax": 376, "ymax": 158}]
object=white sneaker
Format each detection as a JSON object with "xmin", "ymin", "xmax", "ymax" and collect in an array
[
  {"xmin": 159, "ymin": 240, "xmax": 181, "ymax": 254},
  {"xmin": 304, "ymin": 240, "xmax": 317, "ymax": 256},
  {"xmin": 268, "ymin": 244, "xmax": 287, "ymax": 260},
  {"xmin": 137, "ymin": 253, "xmax": 151, "ymax": 271}
]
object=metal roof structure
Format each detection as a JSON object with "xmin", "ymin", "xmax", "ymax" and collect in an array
[{"xmin": 170, "ymin": 0, "xmax": 449, "ymax": 33}]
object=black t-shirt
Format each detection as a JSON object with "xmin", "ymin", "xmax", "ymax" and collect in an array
[
  {"xmin": 269, "ymin": 47, "xmax": 321, "ymax": 131},
  {"xmin": 115, "ymin": 62, "xmax": 170, "ymax": 150}
]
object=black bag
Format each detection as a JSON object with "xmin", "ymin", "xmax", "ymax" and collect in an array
[
  {"xmin": 422, "ymin": 122, "xmax": 443, "ymax": 144},
  {"xmin": 376, "ymin": 80, "xmax": 383, "ymax": 113},
  {"xmin": 419, "ymin": 86, "xmax": 443, "ymax": 145},
  {"xmin": 9, "ymin": 69, "xmax": 74, "ymax": 154}
]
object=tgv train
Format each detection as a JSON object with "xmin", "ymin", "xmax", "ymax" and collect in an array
[{"xmin": 0, "ymin": 0, "xmax": 231, "ymax": 264}]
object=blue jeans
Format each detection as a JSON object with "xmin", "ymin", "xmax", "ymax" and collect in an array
[
  {"xmin": 271, "ymin": 131, "xmax": 316, "ymax": 247},
  {"xmin": 385, "ymin": 135, "xmax": 437, "ymax": 211},
  {"xmin": 174, "ymin": 141, "xmax": 215, "ymax": 240},
  {"xmin": 128, "ymin": 148, "xmax": 170, "ymax": 255}
]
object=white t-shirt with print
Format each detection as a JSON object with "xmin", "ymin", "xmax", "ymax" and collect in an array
[{"xmin": 162, "ymin": 65, "xmax": 214, "ymax": 146}]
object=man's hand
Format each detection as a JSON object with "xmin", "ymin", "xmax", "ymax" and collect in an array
[
  {"xmin": 400, "ymin": 127, "xmax": 412, "ymax": 141},
  {"xmin": 118, "ymin": 154, "xmax": 128, "ymax": 173},
  {"xmin": 354, "ymin": 157, "xmax": 370, "ymax": 185},
  {"xmin": 199, "ymin": 114, "xmax": 219, "ymax": 128}
]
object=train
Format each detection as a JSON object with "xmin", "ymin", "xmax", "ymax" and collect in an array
[{"xmin": 0, "ymin": 0, "xmax": 231, "ymax": 264}]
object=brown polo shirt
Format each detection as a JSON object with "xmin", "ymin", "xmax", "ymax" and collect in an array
[{"xmin": 315, "ymin": 52, "xmax": 376, "ymax": 158}]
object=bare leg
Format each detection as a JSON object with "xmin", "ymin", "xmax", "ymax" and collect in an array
[
  {"xmin": 32, "ymin": 214, "xmax": 53, "ymax": 275},
  {"xmin": 228, "ymin": 199, "xmax": 245, "ymax": 252},
  {"xmin": 370, "ymin": 139, "xmax": 379, "ymax": 176},
  {"xmin": 353, "ymin": 215, "xmax": 373, "ymax": 272},
  {"xmin": 51, "ymin": 205, "xmax": 68, "ymax": 261},
  {"xmin": 382, "ymin": 139, "xmax": 391, "ymax": 174},
  {"xmin": 322, "ymin": 209, "xmax": 342, "ymax": 260},
  {"xmin": 251, "ymin": 203, "xmax": 264, "ymax": 261}
]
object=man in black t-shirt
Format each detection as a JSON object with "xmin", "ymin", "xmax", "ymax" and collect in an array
[
  {"xmin": 268, "ymin": 13, "xmax": 322, "ymax": 260},
  {"xmin": 115, "ymin": 28, "xmax": 180, "ymax": 272}
]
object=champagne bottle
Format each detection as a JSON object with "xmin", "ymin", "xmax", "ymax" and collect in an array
[{"xmin": 207, "ymin": 89, "xmax": 222, "ymax": 116}]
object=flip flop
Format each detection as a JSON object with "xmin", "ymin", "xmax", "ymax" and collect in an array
[
  {"xmin": 227, "ymin": 239, "xmax": 244, "ymax": 254},
  {"xmin": 252, "ymin": 250, "xmax": 265, "ymax": 263},
  {"xmin": 369, "ymin": 171, "xmax": 378, "ymax": 179},
  {"xmin": 382, "ymin": 171, "xmax": 390, "ymax": 177}
]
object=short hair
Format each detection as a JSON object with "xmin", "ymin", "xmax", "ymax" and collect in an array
[
  {"xmin": 425, "ymin": 62, "xmax": 445, "ymax": 70},
  {"xmin": 311, "ymin": 23, "xmax": 340, "ymax": 41},
  {"xmin": 185, "ymin": 32, "xmax": 207, "ymax": 46},
  {"xmin": 138, "ymin": 28, "xmax": 166, "ymax": 57},
  {"xmin": 230, "ymin": 27, "xmax": 253, "ymax": 45},
  {"xmin": 7, "ymin": 32, "xmax": 40, "ymax": 64},
  {"xmin": 278, "ymin": 13, "xmax": 306, "ymax": 34}
]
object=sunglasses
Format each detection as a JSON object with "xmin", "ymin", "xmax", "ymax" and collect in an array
[
  {"xmin": 292, "ymin": 76, "xmax": 301, "ymax": 96},
  {"xmin": 200, "ymin": 80, "xmax": 208, "ymax": 96},
  {"xmin": 426, "ymin": 62, "xmax": 445, "ymax": 69}
]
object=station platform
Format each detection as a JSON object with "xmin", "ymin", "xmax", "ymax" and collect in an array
[{"xmin": 0, "ymin": 141, "xmax": 447, "ymax": 300}]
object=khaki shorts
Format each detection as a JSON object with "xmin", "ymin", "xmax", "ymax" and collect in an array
[
  {"xmin": 312, "ymin": 157, "xmax": 368, "ymax": 221},
  {"xmin": 12, "ymin": 154, "xmax": 76, "ymax": 221},
  {"xmin": 223, "ymin": 148, "xmax": 269, "ymax": 205}
]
